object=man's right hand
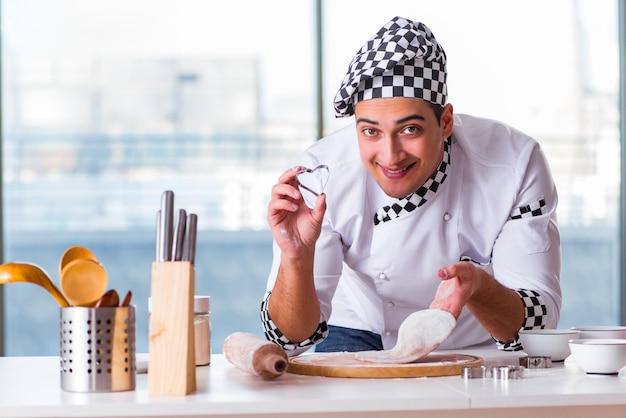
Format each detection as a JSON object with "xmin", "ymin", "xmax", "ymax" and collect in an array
[{"xmin": 267, "ymin": 166, "xmax": 326, "ymax": 259}]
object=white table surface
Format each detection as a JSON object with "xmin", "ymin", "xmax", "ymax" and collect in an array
[{"xmin": 1, "ymin": 350, "xmax": 626, "ymax": 418}]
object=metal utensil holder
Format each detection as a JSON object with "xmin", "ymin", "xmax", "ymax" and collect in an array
[{"xmin": 60, "ymin": 306, "xmax": 136, "ymax": 392}]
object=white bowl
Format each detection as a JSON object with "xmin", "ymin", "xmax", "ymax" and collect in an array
[
  {"xmin": 518, "ymin": 329, "xmax": 580, "ymax": 361},
  {"xmin": 568, "ymin": 339, "xmax": 626, "ymax": 374},
  {"xmin": 570, "ymin": 326, "xmax": 626, "ymax": 339}
]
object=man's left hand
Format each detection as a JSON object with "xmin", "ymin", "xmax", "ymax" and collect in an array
[{"xmin": 429, "ymin": 261, "xmax": 486, "ymax": 319}]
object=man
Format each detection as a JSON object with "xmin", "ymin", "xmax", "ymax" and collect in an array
[{"xmin": 262, "ymin": 16, "xmax": 561, "ymax": 356}]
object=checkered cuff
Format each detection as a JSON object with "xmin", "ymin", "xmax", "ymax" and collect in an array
[
  {"xmin": 494, "ymin": 289, "xmax": 548, "ymax": 351},
  {"xmin": 260, "ymin": 291, "xmax": 329, "ymax": 351},
  {"xmin": 510, "ymin": 198, "xmax": 546, "ymax": 220}
]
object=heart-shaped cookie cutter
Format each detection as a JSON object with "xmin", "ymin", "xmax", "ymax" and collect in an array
[{"xmin": 296, "ymin": 164, "xmax": 329, "ymax": 208}]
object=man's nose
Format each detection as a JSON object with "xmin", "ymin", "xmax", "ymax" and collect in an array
[{"xmin": 380, "ymin": 136, "xmax": 404, "ymax": 164}]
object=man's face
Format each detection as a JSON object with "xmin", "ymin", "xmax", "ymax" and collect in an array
[{"xmin": 354, "ymin": 98, "xmax": 454, "ymax": 199}]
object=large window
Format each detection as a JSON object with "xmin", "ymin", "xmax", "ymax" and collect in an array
[
  {"xmin": 1, "ymin": 0, "xmax": 622, "ymax": 355},
  {"xmin": 1, "ymin": 0, "xmax": 316, "ymax": 355},
  {"xmin": 322, "ymin": 1, "xmax": 622, "ymax": 328}
]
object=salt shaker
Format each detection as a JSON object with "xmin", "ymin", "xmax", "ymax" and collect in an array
[{"xmin": 194, "ymin": 295, "xmax": 211, "ymax": 366}]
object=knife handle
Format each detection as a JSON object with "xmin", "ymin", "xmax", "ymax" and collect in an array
[
  {"xmin": 173, "ymin": 209, "xmax": 187, "ymax": 261},
  {"xmin": 160, "ymin": 190, "xmax": 175, "ymax": 261},
  {"xmin": 182, "ymin": 213, "xmax": 198, "ymax": 266}
]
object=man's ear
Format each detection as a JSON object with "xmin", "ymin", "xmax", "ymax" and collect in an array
[{"xmin": 441, "ymin": 103, "xmax": 454, "ymax": 137}]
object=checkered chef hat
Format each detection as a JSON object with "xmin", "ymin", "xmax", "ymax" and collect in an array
[{"xmin": 333, "ymin": 17, "xmax": 447, "ymax": 118}]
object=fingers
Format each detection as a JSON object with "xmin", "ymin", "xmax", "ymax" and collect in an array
[
  {"xmin": 437, "ymin": 261, "xmax": 474, "ymax": 282},
  {"xmin": 277, "ymin": 165, "xmax": 302, "ymax": 185},
  {"xmin": 433, "ymin": 261, "xmax": 484, "ymax": 318},
  {"xmin": 274, "ymin": 167, "xmax": 302, "ymax": 199},
  {"xmin": 267, "ymin": 166, "xmax": 328, "ymax": 237},
  {"xmin": 268, "ymin": 168, "xmax": 303, "ymax": 217},
  {"xmin": 312, "ymin": 193, "xmax": 327, "ymax": 222},
  {"xmin": 268, "ymin": 167, "xmax": 329, "ymax": 231},
  {"xmin": 268, "ymin": 185, "xmax": 299, "ymax": 212}
]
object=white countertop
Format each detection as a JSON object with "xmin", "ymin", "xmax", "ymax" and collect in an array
[{"xmin": 1, "ymin": 350, "xmax": 626, "ymax": 418}]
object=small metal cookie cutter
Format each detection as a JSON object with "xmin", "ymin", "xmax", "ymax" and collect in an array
[
  {"xmin": 462, "ymin": 365, "xmax": 487, "ymax": 379},
  {"xmin": 491, "ymin": 365, "xmax": 525, "ymax": 380},
  {"xmin": 519, "ymin": 356, "xmax": 552, "ymax": 369}
]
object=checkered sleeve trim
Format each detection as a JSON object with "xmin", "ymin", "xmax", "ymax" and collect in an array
[
  {"xmin": 494, "ymin": 289, "xmax": 548, "ymax": 351},
  {"xmin": 510, "ymin": 198, "xmax": 546, "ymax": 220},
  {"xmin": 260, "ymin": 291, "xmax": 329, "ymax": 351}
]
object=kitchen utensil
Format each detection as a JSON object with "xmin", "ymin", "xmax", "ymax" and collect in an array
[
  {"xmin": 223, "ymin": 332, "xmax": 288, "ymax": 380},
  {"xmin": 182, "ymin": 213, "xmax": 197, "ymax": 265},
  {"xmin": 287, "ymin": 352, "xmax": 483, "ymax": 378},
  {"xmin": 491, "ymin": 365, "xmax": 525, "ymax": 380},
  {"xmin": 462, "ymin": 365, "xmax": 487, "ymax": 379},
  {"xmin": 0, "ymin": 262, "xmax": 70, "ymax": 307},
  {"xmin": 148, "ymin": 261, "xmax": 196, "ymax": 396},
  {"xmin": 158, "ymin": 190, "xmax": 175, "ymax": 261},
  {"xmin": 60, "ymin": 258, "xmax": 108, "ymax": 306},
  {"xmin": 173, "ymin": 209, "xmax": 187, "ymax": 261},
  {"xmin": 121, "ymin": 290, "xmax": 132, "ymax": 307},
  {"xmin": 59, "ymin": 246, "xmax": 99, "ymax": 276},
  {"xmin": 519, "ymin": 356, "xmax": 552, "ymax": 369},
  {"xmin": 60, "ymin": 305, "xmax": 136, "ymax": 392},
  {"xmin": 296, "ymin": 164, "xmax": 329, "ymax": 208},
  {"xmin": 94, "ymin": 289, "xmax": 120, "ymax": 308}
]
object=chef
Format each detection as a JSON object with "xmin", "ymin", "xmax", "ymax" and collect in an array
[{"xmin": 262, "ymin": 16, "xmax": 562, "ymax": 356}]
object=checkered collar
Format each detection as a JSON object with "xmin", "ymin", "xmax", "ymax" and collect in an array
[{"xmin": 373, "ymin": 137, "xmax": 451, "ymax": 225}]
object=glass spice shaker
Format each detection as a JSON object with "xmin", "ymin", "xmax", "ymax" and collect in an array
[{"xmin": 194, "ymin": 295, "xmax": 211, "ymax": 366}]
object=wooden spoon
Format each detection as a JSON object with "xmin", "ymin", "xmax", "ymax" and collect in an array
[
  {"xmin": 94, "ymin": 289, "xmax": 120, "ymax": 308},
  {"xmin": 60, "ymin": 258, "xmax": 108, "ymax": 307},
  {"xmin": 59, "ymin": 246, "xmax": 99, "ymax": 278},
  {"xmin": 0, "ymin": 262, "xmax": 70, "ymax": 307},
  {"xmin": 120, "ymin": 290, "xmax": 132, "ymax": 307}
]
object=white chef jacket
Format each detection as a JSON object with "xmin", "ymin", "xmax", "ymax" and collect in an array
[{"xmin": 263, "ymin": 114, "xmax": 562, "ymax": 356}]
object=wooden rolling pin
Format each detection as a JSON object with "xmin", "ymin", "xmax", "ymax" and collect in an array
[{"xmin": 223, "ymin": 332, "xmax": 288, "ymax": 380}]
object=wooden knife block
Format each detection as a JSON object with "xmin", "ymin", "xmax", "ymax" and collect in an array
[{"xmin": 148, "ymin": 261, "xmax": 197, "ymax": 396}]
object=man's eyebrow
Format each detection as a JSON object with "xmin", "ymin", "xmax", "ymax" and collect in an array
[
  {"xmin": 396, "ymin": 114, "xmax": 426, "ymax": 124},
  {"xmin": 356, "ymin": 114, "xmax": 426, "ymax": 125}
]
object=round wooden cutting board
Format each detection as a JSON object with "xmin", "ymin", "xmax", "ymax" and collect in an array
[{"xmin": 287, "ymin": 352, "xmax": 483, "ymax": 378}]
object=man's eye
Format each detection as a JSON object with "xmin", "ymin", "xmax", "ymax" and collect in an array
[
  {"xmin": 404, "ymin": 126, "xmax": 419, "ymax": 134},
  {"xmin": 363, "ymin": 128, "xmax": 377, "ymax": 136}
]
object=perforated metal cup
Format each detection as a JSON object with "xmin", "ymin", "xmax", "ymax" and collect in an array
[{"xmin": 59, "ymin": 306, "xmax": 136, "ymax": 392}]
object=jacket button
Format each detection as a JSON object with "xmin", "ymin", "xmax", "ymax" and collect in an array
[
  {"xmin": 443, "ymin": 212, "xmax": 451, "ymax": 221},
  {"xmin": 378, "ymin": 272, "xmax": 388, "ymax": 281},
  {"xmin": 386, "ymin": 301, "xmax": 395, "ymax": 308}
]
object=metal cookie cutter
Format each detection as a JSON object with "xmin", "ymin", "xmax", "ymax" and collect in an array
[
  {"xmin": 491, "ymin": 365, "xmax": 525, "ymax": 380},
  {"xmin": 462, "ymin": 365, "xmax": 487, "ymax": 379},
  {"xmin": 519, "ymin": 356, "xmax": 552, "ymax": 369}
]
